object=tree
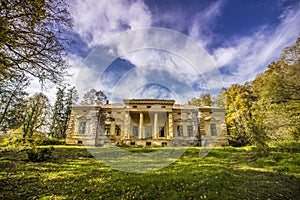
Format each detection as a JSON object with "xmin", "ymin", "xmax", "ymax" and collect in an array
[
  {"xmin": 22, "ymin": 93, "xmax": 50, "ymax": 139},
  {"xmin": 62, "ymin": 87, "xmax": 78, "ymax": 138},
  {"xmin": 251, "ymin": 56, "xmax": 300, "ymax": 142},
  {"xmin": 0, "ymin": 0, "xmax": 72, "ymax": 134},
  {"xmin": 225, "ymin": 83, "xmax": 252, "ymax": 146},
  {"xmin": 225, "ymin": 36, "xmax": 300, "ymax": 147},
  {"xmin": 81, "ymin": 89, "xmax": 108, "ymax": 105},
  {"xmin": 50, "ymin": 87, "xmax": 65, "ymax": 138},
  {"xmin": 0, "ymin": 0, "xmax": 72, "ymax": 84},
  {"xmin": 50, "ymin": 86, "xmax": 78, "ymax": 139},
  {"xmin": 214, "ymin": 88, "xmax": 227, "ymax": 108},
  {"xmin": 0, "ymin": 73, "xmax": 29, "ymax": 132},
  {"xmin": 188, "ymin": 93, "xmax": 212, "ymax": 107}
]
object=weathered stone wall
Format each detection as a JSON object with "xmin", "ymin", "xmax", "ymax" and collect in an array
[{"xmin": 66, "ymin": 100, "xmax": 228, "ymax": 146}]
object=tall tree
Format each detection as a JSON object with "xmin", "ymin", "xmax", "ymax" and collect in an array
[
  {"xmin": 0, "ymin": 73, "xmax": 29, "ymax": 132},
  {"xmin": 188, "ymin": 93, "xmax": 212, "ymax": 107},
  {"xmin": 0, "ymin": 0, "xmax": 72, "ymax": 134},
  {"xmin": 81, "ymin": 89, "xmax": 108, "ymax": 105},
  {"xmin": 50, "ymin": 87, "xmax": 78, "ymax": 139},
  {"xmin": 225, "ymin": 83, "xmax": 260, "ymax": 146},
  {"xmin": 0, "ymin": 0, "xmax": 72, "ymax": 84},
  {"xmin": 62, "ymin": 87, "xmax": 78, "ymax": 138},
  {"xmin": 251, "ymin": 39, "xmax": 300, "ymax": 142},
  {"xmin": 22, "ymin": 93, "xmax": 50, "ymax": 139},
  {"xmin": 224, "ymin": 36, "xmax": 300, "ymax": 147},
  {"xmin": 214, "ymin": 88, "xmax": 227, "ymax": 108},
  {"xmin": 50, "ymin": 87, "xmax": 65, "ymax": 138}
]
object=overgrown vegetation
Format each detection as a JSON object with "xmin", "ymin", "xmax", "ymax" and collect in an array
[
  {"xmin": 0, "ymin": 146, "xmax": 299, "ymax": 199},
  {"xmin": 216, "ymin": 36, "xmax": 300, "ymax": 149}
]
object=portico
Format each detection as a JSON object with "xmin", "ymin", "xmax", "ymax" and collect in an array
[{"xmin": 123, "ymin": 99, "xmax": 175, "ymax": 142}]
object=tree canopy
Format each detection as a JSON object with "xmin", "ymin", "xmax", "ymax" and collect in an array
[
  {"xmin": 224, "ymin": 36, "xmax": 300, "ymax": 147},
  {"xmin": 0, "ymin": 0, "xmax": 72, "ymax": 84}
]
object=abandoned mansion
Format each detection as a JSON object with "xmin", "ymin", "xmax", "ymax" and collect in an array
[{"xmin": 66, "ymin": 99, "xmax": 228, "ymax": 147}]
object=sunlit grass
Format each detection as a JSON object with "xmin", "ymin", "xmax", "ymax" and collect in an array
[{"xmin": 0, "ymin": 145, "xmax": 299, "ymax": 199}]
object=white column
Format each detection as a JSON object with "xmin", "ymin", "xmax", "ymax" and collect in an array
[
  {"xmin": 139, "ymin": 112, "xmax": 143, "ymax": 139},
  {"xmin": 168, "ymin": 112, "xmax": 173, "ymax": 139},
  {"xmin": 153, "ymin": 113, "xmax": 158, "ymax": 139},
  {"xmin": 124, "ymin": 112, "xmax": 130, "ymax": 138}
]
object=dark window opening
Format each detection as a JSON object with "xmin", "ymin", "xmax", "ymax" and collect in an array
[
  {"xmin": 147, "ymin": 105, "xmax": 151, "ymax": 108},
  {"xmin": 162, "ymin": 142, "xmax": 167, "ymax": 147},
  {"xmin": 105, "ymin": 124, "xmax": 110, "ymax": 135},
  {"xmin": 159, "ymin": 126, "xmax": 165, "ymax": 137},
  {"xmin": 78, "ymin": 140, "xmax": 83, "ymax": 145},
  {"xmin": 115, "ymin": 125, "xmax": 121, "ymax": 136},
  {"xmin": 132, "ymin": 126, "xmax": 138, "ymax": 137},
  {"xmin": 177, "ymin": 125, "xmax": 183, "ymax": 136},
  {"xmin": 161, "ymin": 106, "xmax": 166, "ymax": 108},
  {"xmin": 132, "ymin": 106, "xmax": 137, "ymax": 108},
  {"xmin": 130, "ymin": 142, "xmax": 136, "ymax": 146},
  {"xmin": 146, "ymin": 142, "xmax": 151, "ymax": 147},
  {"xmin": 210, "ymin": 123, "xmax": 217, "ymax": 136},
  {"xmin": 187, "ymin": 125, "xmax": 193, "ymax": 137}
]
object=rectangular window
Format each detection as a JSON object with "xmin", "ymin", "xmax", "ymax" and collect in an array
[
  {"xmin": 130, "ymin": 141, "xmax": 136, "ymax": 146},
  {"xmin": 132, "ymin": 105, "xmax": 137, "ymax": 108},
  {"xmin": 145, "ymin": 126, "xmax": 152, "ymax": 139},
  {"xmin": 105, "ymin": 124, "xmax": 110, "ymax": 135},
  {"xmin": 177, "ymin": 125, "xmax": 183, "ymax": 136},
  {"xmin": 146, "ymin": 142, "xmax": 151, "ymax": 147},
  {"xmin": 147, "ymin": 105, "xmax": 151, "ymax": 108},
  {"xmin": 115, "ymin": 125, "xmax": 121, "ymax": 136},
  {"xmin": 159, "ymin": 126, "xmax": 165, "ymax": 137},
  {"xmin": 187, "ymin": 125, "xmax": 193, "ymax": 137},
  {"xmin": 132, "ymin": 126, "xmax": 138, "ymax": 137},
  {"xmin": 210, "ymin": 123, "xmax": 217, "ymax": 136},
  {"xmin": 79, "ymin": 122, "xmax": 86, "ymax": 134}
]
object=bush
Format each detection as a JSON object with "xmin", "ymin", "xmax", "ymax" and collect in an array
[
  {"xmin": 27, "ymin": 146, "xmax": 54, "ymax": 162},
  {"xmin": 35, "ymin": 139, "xmax": 65, "ymax": 145}
]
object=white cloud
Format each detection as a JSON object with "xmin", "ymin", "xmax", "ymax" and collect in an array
[
  {"xmin": 33, "ymin": 0, "xmax": 299, "ymax": 105},
  {"xmin": 80, "ymin": 28, "xmax": 224, "ymax": 103},
  {"xmin": 188, "ymin": 0, "xmax": 224, "ymax": 47},
  {"xmin": 212, "ymin": 5, "xmax": 300, "ymax": 86},
  {"xmin": 70, "ymin": 0, "xmax": 152, "ymax": 47}
]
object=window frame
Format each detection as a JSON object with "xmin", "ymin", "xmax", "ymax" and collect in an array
[
  {"xmin": 177, "ymin": 125, "xmax": 183, "ymax": 136},
  {"xmin": 132, "ymin": 126, "xmax": 138, "ymax": 137},
  {"xmin": 78, "ymin": 121, "xmax": 87, "ymax": 134},
  {"xmin": 210, "ymin": 123, "xmax": 217, "ymax": 136},
  {"xmin": 105, "ymin": 124, "xmax": 111, "ymax": 135},
  {"xmin": 187, "ymin": 125, "xmax": 193, "ymax": 137},
  {"xmin": 115, "ymin": 124, "xmax": 121, "ymax": 136}
]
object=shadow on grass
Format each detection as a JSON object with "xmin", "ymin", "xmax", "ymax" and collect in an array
[{"xmin": 0, "ymin": 146, "xmax": 299, "ymax": 199}]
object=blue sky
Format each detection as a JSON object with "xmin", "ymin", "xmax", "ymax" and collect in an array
[{"xmin": 31, "ymin": 0, "xmax": 300, "ymax": 103}]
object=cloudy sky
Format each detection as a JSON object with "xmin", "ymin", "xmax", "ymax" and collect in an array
[{"xmin": 33, "ymin": 0, "xmax": 300, "ymax": 104}]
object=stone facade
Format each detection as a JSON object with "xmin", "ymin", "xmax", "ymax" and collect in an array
[{"xmin": 66, "ymin": 99, "xmax": 228, "ymax": 146}]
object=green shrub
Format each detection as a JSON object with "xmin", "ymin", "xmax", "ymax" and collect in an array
[
  {"xmin": 35, "ymin": 138, "xmax": 65, "ymax": 145},
  {"xmin": 26, "ymin": 147, "xmax": 54, "ymax": 162}
]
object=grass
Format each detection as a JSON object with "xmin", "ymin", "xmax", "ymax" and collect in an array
[{"xmin": 0, "ymin": 145, "xmax": 299, "ymax": 199}]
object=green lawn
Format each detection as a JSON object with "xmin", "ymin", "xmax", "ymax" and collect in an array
[{"xmin": 0, "ymin": 145, "xmax": 299, "ymax": 199}]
